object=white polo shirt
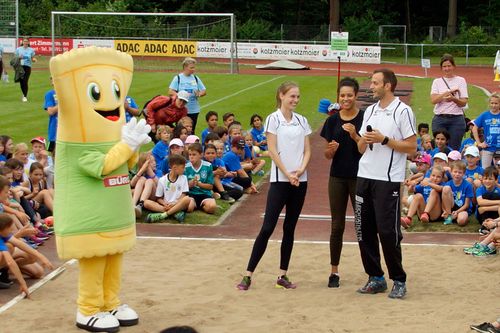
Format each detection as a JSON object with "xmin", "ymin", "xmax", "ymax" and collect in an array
[
  {"xmin": 358, "ymin": 97, "xmax": 416, "ymax": 182},
  {"xmin": 156, "ymin": 174, "xmax": 189, "ymax": 204},
  {"xmin": 265, "ymin": 109, "xmax": 312, "ymax": 182}
]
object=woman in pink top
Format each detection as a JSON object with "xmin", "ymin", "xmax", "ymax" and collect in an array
[{"xmin": 430, "ymin": 54, "xmax": 469, "ymax": 150}]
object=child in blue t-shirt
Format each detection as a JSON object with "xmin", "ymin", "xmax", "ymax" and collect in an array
[
  {"xmin": 441, "ymin": 160, "xmax": 474, "ymax": 226},
  {"xmin": 249, "ymin": 114, "xmax": 269, "ymax": 155},
  {"xmin": 152, "ymin": 125, "xmax": 172, "ymax": 177},
  {"xmin": 463, "ymin": 145, "xmax": 483, "ymax": 191},
  {"xmin": 184, "ymin": 143, "xmax": 216, "ymax": 214},
  {"xmin": 430, "ymin": 128, "xmax": 452, "ymax": 157},
  {"xmin": 201, "ymin": 111, "xmax": 218, "ymax": 144},
  {"xmin": 403, "ymin": 166, "xmax": 445, "ymax": 227},
  {"xmin": 472, "ymin": 93, "xmax": 500, "ymax": 168},
  {"xmin": 243, "ymin": 132, "xmax": 265, "ymax": 176},
  {"xmin": 203, "ymin": 144, "xmax": 239, "ymax": 202},
  {"xmin": 124, "ymin": 96, "xmax": 139, "ymax": 122},
  {"xmin": 416, "ymin": 123, "xmax": 429, "ymax": 151},
  {"xmin": 44, "ymin": 77, "xmax": 58, "ymax": 152},
  {"xmin": 476, "ymin": 166, "xmax": 500, "ymax": 226}
]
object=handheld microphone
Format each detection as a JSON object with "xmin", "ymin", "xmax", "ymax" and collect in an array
[{"xmin": 366, "ymin": 125, "xmax": 373, "ymax": 151}]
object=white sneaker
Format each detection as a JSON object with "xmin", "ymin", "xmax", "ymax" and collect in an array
[
  {"xmin": 109, "ymin": 304, "xmax": 139, "ymax": 326},
  {"xmin": 22, "ymin": 96, "xmax": 27, "ymax": 102},
  {"xmin": 76, "ymin": 311, "xmax": 120, "ymax": 332}
]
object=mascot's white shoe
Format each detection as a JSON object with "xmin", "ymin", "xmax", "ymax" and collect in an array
[
  {"xmin": 76, "ymin": 311, "xmax": 120, "ymax": 332},
  {"xmin": 109, "ymin": 304, "xmax": 139, "ymax": 326}
]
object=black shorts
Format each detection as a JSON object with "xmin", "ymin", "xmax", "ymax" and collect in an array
[{"xmin": 190, "ymin": 193, "xmax": 212, "ymax": 209}]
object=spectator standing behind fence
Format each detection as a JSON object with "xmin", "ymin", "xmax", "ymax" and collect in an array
[
  {"xmin": 168, "ymin": 57, "xmax": 206, "ymax": 133},
  {"xmin": 320, "ymin": 77, "xmax": 363, "ymax": 288},
  {"xmin": 15, "ymin": 37, "xmax": 36, "ymax": 102},
  {"xmin": 430, "ymin": 54, "xmax": 468, "ymax": 150}
]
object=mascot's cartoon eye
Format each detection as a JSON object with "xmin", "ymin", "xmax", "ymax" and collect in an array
[
  {"xmin": 87, "ymin": 83, "xmax": 101, "ymax": 102},
  {"xmin": 111, "ymin": 80, "xmax": 120, "ymax": 100}
]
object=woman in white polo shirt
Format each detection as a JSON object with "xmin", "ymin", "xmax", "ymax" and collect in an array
[
  {"xmin": 236, "ymin": 81, "xmax": 311, "ymax": 291},
  {"xmin": 430, "ymin": 53, "xmax": 469, "ymax": 150}
]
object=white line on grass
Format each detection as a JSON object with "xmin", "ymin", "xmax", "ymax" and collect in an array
[{"xmin": 200, "ymin": 76, "xmax": 286, "ymax": 109}]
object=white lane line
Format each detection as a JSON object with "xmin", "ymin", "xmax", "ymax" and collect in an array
[
  {"xmin": 0, "ymin": 259, "xmax": 76, "ymax": 315},
  {"xmin": 136, "ymin": 236, "xmax": 467, "ymax": 247},
  {"xmin": 201, "ymin": 75, "xmax": 286, "ymax": 109},
  {"xmin": 259, "ymin": 213, "xmax": 352, "ymax": 221}
]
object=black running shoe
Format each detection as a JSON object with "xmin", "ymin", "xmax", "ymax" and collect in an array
[{"xmin": 328, "ymin": 274, "xmax": 340, "ymax": 288}]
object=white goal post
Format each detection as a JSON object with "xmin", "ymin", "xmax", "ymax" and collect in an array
[{"xmin": 50, "ymin": 11, "xmax": 237, "ymax": 74}]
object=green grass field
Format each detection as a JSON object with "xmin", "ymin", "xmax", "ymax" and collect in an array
[{"xmin": 0, "ymin": 64, "xmax": 491, "ymax": 227}]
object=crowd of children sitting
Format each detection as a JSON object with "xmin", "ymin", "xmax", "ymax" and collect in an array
[
  {"xmin": 401, "ymin": 93, "xmax": 500, "ymax": 257},
  {"xmin": 130, "ymin": 111, "xmax": 267, "ymax": 223}
]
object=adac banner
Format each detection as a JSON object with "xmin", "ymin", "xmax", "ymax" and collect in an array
[{"xmin": 114, "ymin": 40, "xmax": 196, "ymax": 57}]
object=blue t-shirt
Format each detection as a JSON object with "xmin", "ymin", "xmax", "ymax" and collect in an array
[
  {"xmin": 430, "ymin": 146, "xmax": 451, "ymax": 157},
  {"xmin": 125, "ymin": 96, "xmax": 138, "ymax": 123},
  {"xmin": 209, "ymin": 157, "xmax": 225, "ymax": 169},
  {"xmin": 460, "ymin": 137, "xmax": 475, "ymax": 153},
  {"xmin": 169, "ymin": 74, "xmax": 206, "ymax": 115},
  {"xmin": 15, "ymin": 46, "xmax": 35, "ymax": 67},
  {"xmin": 0, "ymin": 234, "xmax": 12, "ymax": 251},
  {"xmin": 445, "ymin": 179, "xmax": 474, "ymax": 212},
  {"xmin": 473, "ymin": 110, "xmax": 500, "ymax": 152},
  {"xmin": 44, "ymin": 90, "xmax": 58, "ymax": 142},
  {"xmin": 222, "ymin": 150, "xmax": 242, "ymax": 184},
  {"xmin": 476, "ymin": 185, "xmax": 500, "ymax": 200},
  {"xmin": 414, "ymin": 182, "xmax": 444, "ymax": 203},
  {"xmin": 152, "ymin": 141, "xmax": 170, "ymax": 177},
  {"xmin": 464, "ymin": 165, "xmax": 484, "ymax": 180},
  {"xmin": 250, "ymin": 127, "xmax": 268, "ymax": 151},
  {"xmin": 0, "ymin": 155, "xmax": 6, "ymax": 163},
  {"xmin": 242, "ymin": 146, "xmax": 252, "ymax": 161},
  {"xmin": 160, "ymin": 158, "xmax": 170, "ymax": 177},
  {"xmin": 201, "ymin": 128, "xmax": 210, "ymax": 144}
]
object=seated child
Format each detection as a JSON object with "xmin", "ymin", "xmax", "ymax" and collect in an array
[
  {"xmin": 249, "ymin": 114, "xmax": 269, "ymax": 156},
  {"xmin": 430, "ymin": 128, "xmax": 451, "ymax": 157},
  {"xmin": 22, "ymin": 162, "xmax": 53, "ymax": 216},
  {"xmin": 173, "ymin": 124, "xmax": 188, "ymax": 143},
  {"xmin": 144, "ymin": 154, "xmax": 192, "ymax": 223},
  {"xmin": 152, "ymin": 125, "xmax": 172, "ymax": 177},
  {"xmin": 201, "ymin": 111, "xmax": 218, "ymax": 144},
  {"xmin": 13, "ymin": 143, "xmax": 30, "ymax": 178},
  {"xmin": 416, "ymin": 122, "xmax": 429, "ymax": 151},
  {"xmin": 203, "ymin": 144, "xmax": 240, "ymax": 203},
  {"xmin": 222, "ymin": 137, "xmax": 257, "ymax": 194},
  {"xmin": 463, "ymin": 217, "xmax": 498, "ymax": 257},
  {"xmin": 222, "ymin": 112, "xmax": 235, "ymax": 128},
  {"xmin": 184, "ymin": 143, "xmax": 217, "ymax": 214},
  {"xmin": 463, "ymin": 145, "xmax": 483, "ymax": 191},
  {"xmin": 441, "ymin": 160, "xmax": 474, "ymax": 226},
  {"xmin": 403, "ymin": 166, "xmax": 445, "ymax": 227},
  {"xmin": 131, "ymin": 152, "xmax": 158, "ymax": 218},
  {"xmin": 178, "ymin": 116, "xmax": 194, "ymax": 135},
  {"xmin": 242, "ymin": 131, "xmax": 265, "ymax": 176},
  {"xmin": 476, "ymin": 166, "xmax": 500, "ymax": 231},
  {"xmin": 185, "ymin": 135, "xmax": 200, "ymax": 151},
  {"xmin": 159, "ymin": 139, "xmax": 185, "ymax": 176},
  {"xmin": 204, "ymin": 132, "xmax": 220, "ymax": 147},
  {"xmin": 28, "ymin": 137, "xmax": 53, "ymax": 168},
  {"xmin": 419, "ymin": 133, "xmax": 433, "ymax": 154},
  {"xmin": 0, "ymin": 212, "xmax": 53, "ymax": 295}
]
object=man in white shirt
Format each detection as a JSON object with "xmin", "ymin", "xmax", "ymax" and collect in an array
[{"xmin": 355, "ymin": 69, "xmax": 417, "ymax": 299}]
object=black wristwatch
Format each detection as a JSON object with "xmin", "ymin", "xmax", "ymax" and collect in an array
[{"xmin": 381, "ymin": 136, "xmax": 390, "ymax": 145}]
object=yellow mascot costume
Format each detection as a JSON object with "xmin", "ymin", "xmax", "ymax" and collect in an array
[{"xmin": 50, "ymin": 47, "xmax": 150, "ymax": 332}]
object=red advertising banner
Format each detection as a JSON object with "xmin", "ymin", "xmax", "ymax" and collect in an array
[{"xmin": 18, "ymin": 38, "xmax": 73, "ymax": 55}]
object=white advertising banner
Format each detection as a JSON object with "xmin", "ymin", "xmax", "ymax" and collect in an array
[
  {"xmin": 196, "ymin": 41, "xmax": 380, "ymax": 64},
  {"xmin": 73, "ymin": 39, "xmax": 114, "ymax": 49},
  {"xmin": 0, "ymin": 38, "xmax": 16, "ymax": 53}
]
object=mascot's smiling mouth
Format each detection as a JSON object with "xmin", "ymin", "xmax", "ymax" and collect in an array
[{"xmin": 95, "ymin": 108, "xmax": 120, "ymax": 122}]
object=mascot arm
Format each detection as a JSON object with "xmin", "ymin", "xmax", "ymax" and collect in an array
[
  {"xmin": 127, "ymin": 152, "xmax": 139, "ymax": 170},
  {"xmin": 102, "ymin": 143, "xmax": 135, "ymax": 176}
]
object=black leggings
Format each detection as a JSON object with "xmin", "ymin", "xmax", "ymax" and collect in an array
[
  {"xmin": 246, "ymin": 181, "xmax": 307, "ymax": 272},
  {"xmin": 20, "ymin": 65, "xmax": 31, "ymax": 97},
  {"xmin": 187, "ymin": 113, "xmax": 199, "ymax": 133},
  {"xmin": 328, "ymin": 176, "xmax": 357, "ymax": 266}
]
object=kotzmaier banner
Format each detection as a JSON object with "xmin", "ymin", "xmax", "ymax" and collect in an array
[{"xmin": 197, "ymin": 41, "xmax": 381, "ymax": 64}]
